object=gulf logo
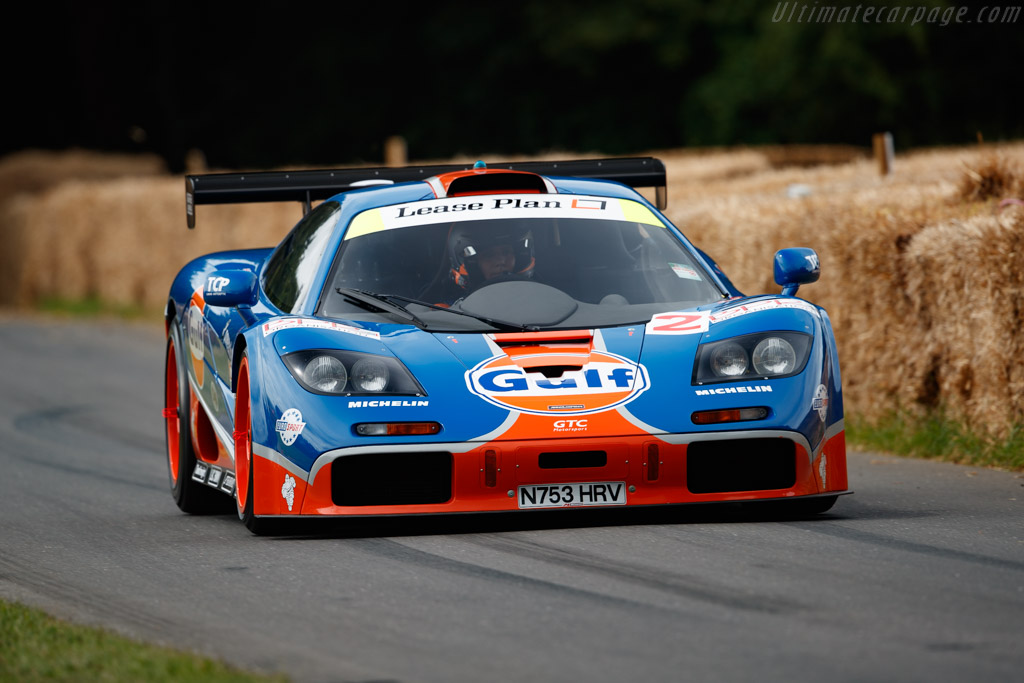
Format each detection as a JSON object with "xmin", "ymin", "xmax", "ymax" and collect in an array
[{"xmin": 465, "ymin": 351, "xmax": 649, "ymax": 416}]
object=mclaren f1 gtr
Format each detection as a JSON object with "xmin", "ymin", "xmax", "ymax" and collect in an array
[{"xmin": 163, "ymin": 157, "xmax": 849, "ymax": 533}]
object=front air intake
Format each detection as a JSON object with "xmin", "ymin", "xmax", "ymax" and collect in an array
[
  {"xmin": 686, "ymin": 438, "xmax": 796, "ymax": 493},
  {"xmin": 331, "ymin": 452, "xmax": 453, "ymax": 506}
]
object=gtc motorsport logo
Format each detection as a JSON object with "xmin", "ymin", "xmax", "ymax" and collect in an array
[
  {"xmin": 466, "ymin": 351, "xmax": 649, "ymax": 416},
  {"xmin": 275, "ymin": 408, "xmax": 306, "ymax": 446},
  {"xmin": 553, "ymin": 419, "xmax": 588, "ymax": 433}
]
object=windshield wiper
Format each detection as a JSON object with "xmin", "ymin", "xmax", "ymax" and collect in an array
[
  {"xmin": 336, "ymin": 288, "xmax": 538, "ymax": 332},
  {"xmin": 336, "ymin": 288, "xmax": 428, "ymax": 328}
]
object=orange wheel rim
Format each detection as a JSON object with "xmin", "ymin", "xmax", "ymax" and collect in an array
[
  {"xmin": 164, "ymin": 340, "xmax": 180, "ymax": 484},
  {"xmin": 234, "ymin": 358, "xmax": 252, "ymax": 511}
]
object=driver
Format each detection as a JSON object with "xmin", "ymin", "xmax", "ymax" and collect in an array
[
  {"xmin": 476, "ymin": 242, "xmax": 516, "ymax": 281},
  {"xmin": 447, "ymin": 223, "xmax": 535, "ymax": 293}
]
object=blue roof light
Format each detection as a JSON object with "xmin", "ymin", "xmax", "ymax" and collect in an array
[{"xmin": 473, "ymin": 160, "xmax": 487, "ymax": 169}]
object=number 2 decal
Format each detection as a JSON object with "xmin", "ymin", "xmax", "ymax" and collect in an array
[{"xmin": 646, "ymin": 311, "xmax": 710, "ymax": 335}]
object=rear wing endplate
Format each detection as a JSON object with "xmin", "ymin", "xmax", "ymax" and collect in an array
[{"xmin": 184, "ymin": 157, "xmax": 666, "ymax": 228}]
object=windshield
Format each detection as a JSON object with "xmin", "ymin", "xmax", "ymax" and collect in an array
[{"xmin": 319, "ymin": 194, "xmax": 724, "ymax": 331}]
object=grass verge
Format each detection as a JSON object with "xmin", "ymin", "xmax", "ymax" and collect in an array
[
  {"xmin": 36, "ymin": 296, "xmax": 160, "ymax": 322},
  {"xmin": 0, "ymin": 600, "xmax": 288, "ymax": 683},
  {"xmin": 847, "ymin": 410, "xmax": 1024, "ymax": 472}
]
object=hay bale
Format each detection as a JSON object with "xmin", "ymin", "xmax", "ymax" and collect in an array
[
  {"xmin": 0, "ymin": 149, "xmax": 165, "ymax": 205},
  {"xmin": 663, "ymin": 141, "xmax": 1024, "ymax": 437},
  {"xmin": 902, "ymin": 208, "xmax": 1024, "ymax": 434},
  {"xmin": 2, "ymin": 176, "xmax": 301, "ymax": 311},
  {"xmin": 5, "ymin": 143, "xmax": 1024, "ymax": 436},
  {"xmin": 956, "ymin": 153, "xmax": 1024, "ymax": 202}
]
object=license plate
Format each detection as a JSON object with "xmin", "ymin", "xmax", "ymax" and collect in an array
[{"xmin": 517, "ymin": 482, "xmax": 627, "ymax": 509}]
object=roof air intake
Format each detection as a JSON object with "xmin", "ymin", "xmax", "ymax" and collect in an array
[{"xmin": 446, "ymin": 171, "xmax": 549, "ymax": 197}]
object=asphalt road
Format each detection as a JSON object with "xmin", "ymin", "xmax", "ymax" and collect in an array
[{"xmin": 1, "ymin": 314, "xmax": 1021, "ymax": 683}]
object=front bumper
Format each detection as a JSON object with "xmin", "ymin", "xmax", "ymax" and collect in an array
[{"xmin": 247, "ymin": 427, "xmax": 848, "ymax": 517}]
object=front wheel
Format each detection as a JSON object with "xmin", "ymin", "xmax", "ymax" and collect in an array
[
  {"xmin": 164, "ymin": 320, "xmax": 232, "ymax": 514},
  {"xmin": 234, "ymin": 353, "xmax": 281, "ymax": 535}
]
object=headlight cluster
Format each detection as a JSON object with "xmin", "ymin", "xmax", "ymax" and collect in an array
[
  {"xmin": 283, "ymin": 350, "xmax": 424, "ymax": 396},
  {"xmin": 693, "ymin": 332, "xmax": 811, "ymax": 384}
]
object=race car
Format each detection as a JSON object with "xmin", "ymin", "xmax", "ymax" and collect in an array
[{"xmin": 163, "ymin": 157, "xmax": 849, "ymax": 534}]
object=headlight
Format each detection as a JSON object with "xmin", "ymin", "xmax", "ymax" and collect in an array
[
  {"xmin": 283, "ymin": 350, "xmax": 424, "ymax": 396},
  {"xmin": 752, "ymin": 337, "xmax": 797, "ymax": 375},
  {"xmin": 709, "ymin": 342, "xmax": 748, "ymax": 377},
  {"xmin": 694, "ymin": 332, "xmax": 811, "ymax": 384},
  {"xmin": 304, "ymin": 355, "xmax": 347, "ymax": 392},
  {"xmin": 351, "ymin": 358, "xmax": 390, "ymax": 392}
]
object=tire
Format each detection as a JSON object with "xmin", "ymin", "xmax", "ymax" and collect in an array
[
  {"xmin": 234, "ymin": 353, "xmax": 281, "ymax": 535},
  {"xmin": 164, "ymin": 320, "xmax": 233, "ymax": 514}
]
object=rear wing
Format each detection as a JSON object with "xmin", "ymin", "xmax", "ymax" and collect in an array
[{"xmin": 185, "ymin": 157, "xmax": 666, "ymax": 228}]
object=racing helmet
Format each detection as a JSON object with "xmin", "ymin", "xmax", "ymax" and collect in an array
[{"xmin": 448, "ymin": 222, "xmax": 535, "ymax": 290}]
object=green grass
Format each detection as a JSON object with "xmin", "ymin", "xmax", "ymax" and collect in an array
[
  {"xmin": 0, "ymin": 600, "xmax": 288, "ymax": 683},
  {"xmin": 847, "ymin": 409, "xmax": 1024, "ymax": 472},
  {"xmin": 36, "ymin": 296, "xmax": 159, "ymax": 321}
]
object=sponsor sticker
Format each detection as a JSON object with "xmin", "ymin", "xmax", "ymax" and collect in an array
[
  {"xmin": 553, "ymin": 419, "xmax": 588, "ymax": 433},
  {"xmin": 708, "ymin": 298, "xmax": 819, "ymax": 324},
  {"xmin": 275, "ymin": 408, "xmax": 306, "ymax": 446},
  {"xmin": 187, "ymin": 303, "xmax": 205, "ymax": 361},
  {"xmin": 347, "ymin": 399, "xmax": 429, "ymax": 408},
  {"xmin": 466, "ymin": 350, "xmax": 649, "ymax": 416},
  {"xmin": 386, "ymin": 194, "xmax": 622, "ymax": 226},
  {"xmin": 668, "ymin": 262, "xmax": 702, "ymax": 280},
  {"xmin": 812, "ymin": 384, "xmax": 829, "ymax": 421},
  {"xmin": 819, "ymin": 453, "xmax": 828, "ymax": 488},
  {"xmin": 186, "ymin": 292, "xmax": 207, "ymax": 388},
  {"xmin": 192, "ymin": 461, "xmax": 209, "ymax": 483},
  {"xmin": 206, "ymin": 275, "xmax": 230, "ymax": 293},
  {"xmin": 347, "ymin": 195, "xmax": 665, "ymax": 239},
  {"xmin": 262, "ymin": 317, "xmax": 381, "ymax": 340},
  {"xmin": 281, "ymin": 474, "xmax": 296, "ymax": 511},
  {"xmin": 207, "ymin": 467, "xmax": 223, "ymax": 488},
  {"xmin": 694, "ymin": 385, "xmax": 773, "ymax": 396}
]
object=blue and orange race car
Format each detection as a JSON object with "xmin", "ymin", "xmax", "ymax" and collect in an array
[{"xmin": 163, "ymin": 158, "xmax": 849, "ymax": 534}]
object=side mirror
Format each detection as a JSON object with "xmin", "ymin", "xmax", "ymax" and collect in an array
[
  {"xmin": 203, "ymin": 270, "xmax": 258, "ymax": 308},
  {"xmin": 774, "ymin": 248, "xmax": 820, "ymax": 296}
]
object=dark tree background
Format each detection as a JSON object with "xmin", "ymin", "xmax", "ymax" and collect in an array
[{"xmin": 5, "ymin": 0, "xmax": 1021, "ymax": 172}]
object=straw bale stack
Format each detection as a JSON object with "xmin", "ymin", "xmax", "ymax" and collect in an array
[
  {"xmin": 2, "ymin": 143, "xmax": 1023, "ymax": 436},
  {"xmin": 663, "ymin": 142, "xmax": 1024, "ymax": 437},
  {"xmin": 900, "ymin": 207, "xmax": 1024, "ymax": 432},
  {"xmin": 0, "ymin": 149, "xmax": 165, "ymax": 206},
  {"xmin": 0, "ymin": 176, "xmax": 300, "ymax": 310}
]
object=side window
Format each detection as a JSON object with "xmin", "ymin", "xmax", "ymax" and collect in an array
[{"xmin": 263, "ymin": 201, "xmax": 342, "ymax": 313}]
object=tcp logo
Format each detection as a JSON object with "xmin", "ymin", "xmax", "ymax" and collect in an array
[
  {"xmin": 466, "ymin": 351, "xmax": 649, "ymax": 415},
  {"xmin": 206, "ymin": 275, "xmax": 230, "ymax": 292}
]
